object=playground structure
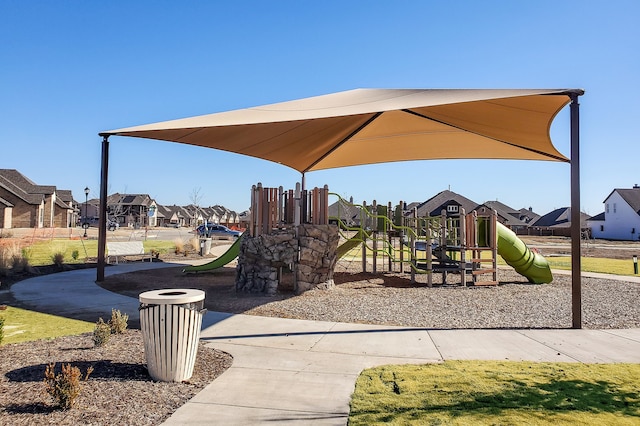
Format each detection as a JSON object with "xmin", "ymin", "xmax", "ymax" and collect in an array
[
  {"xmin": 181, "ymin": 187, "xmax": 552, "ymax": 288},
  {"xmin": 330, "ymin": 194, "xmax": 553, "ymax": 286},
  {"xmin": 234, "ymin": 183, "xmax": 339, "ymax": 294}
]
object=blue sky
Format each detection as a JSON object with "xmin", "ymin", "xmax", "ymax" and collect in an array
[{"xmin": 1, "ymin": 1, "xmax": 638, "ymax": 216}]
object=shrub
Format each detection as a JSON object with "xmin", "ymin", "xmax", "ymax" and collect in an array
[
  {"xmin": 0, "ymin": 316, "xmax": 4, "ymax": 345},
  {"xmin": 92, "ymin": 318, "xmax": 111, "ymax": 347},
  {"xmin": 173, "ymin": 238, "xmax": 184, "ymax": 254},
  {"xmin": 11, "ymin": 255, "xmax": 31, "ymax": 274},
  {"xmin": 71, "ymin": 250, "xmax": 79, "ymax": 261},
  {"xmin": 51, "ymin": 252, "xmax": 65, "ymax": 267},
  {"xmin": 108, "ymin": 309, "xmax": 128, "ymax": 334},
  {"xmin": 0, "ymin": 242, "xmax": 21, "ymax": 270},
  {"xmin": 43, "ymin": 362, "xmax": 93, "ymax": 410}
]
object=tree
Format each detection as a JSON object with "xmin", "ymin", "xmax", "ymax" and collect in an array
[{"xmin": 190, "ymin": 187, "xmax": 204, "ymax": 227}]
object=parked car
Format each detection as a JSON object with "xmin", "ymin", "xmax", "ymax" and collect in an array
[
  {"xmin": 196, "ymin": 223, "xmax": 241, "ymax": 239},
  {"xmin": 86, "ymin": 218, "xmax": 119, "ymax": 231}
]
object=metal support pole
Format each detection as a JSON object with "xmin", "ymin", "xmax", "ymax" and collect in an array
[
  {"xmin": 570, "ymin": 92, "xmax": 582, "ymax": 329},
  {"xmin": 96, "ymin": 135, "xmax": 109, "ymax": 282}
]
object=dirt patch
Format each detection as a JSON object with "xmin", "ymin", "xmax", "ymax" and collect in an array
[{"xmin": 0, "ymin": 330, "xmax": 232, "ymax": 425}]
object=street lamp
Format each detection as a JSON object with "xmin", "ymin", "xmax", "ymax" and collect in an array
[{"xmin": 83, "ymin": 187, "xmax": 90, "ymax": 238}]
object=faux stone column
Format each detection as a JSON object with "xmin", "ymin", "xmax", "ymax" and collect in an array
[{"xmin": 295, "ymin": 224, "xmax": 339, "ymax": 294}]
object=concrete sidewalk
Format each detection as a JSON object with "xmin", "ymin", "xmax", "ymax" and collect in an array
[
  {"xmin": 165, "ymin": 314, "xmax": 640, "ymax": 425},
  {"xmin": 7, "ymin": 263, "xmax": 640, "ymax": 426}
]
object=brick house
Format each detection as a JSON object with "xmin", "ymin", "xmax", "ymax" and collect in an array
[
  {"xmin": 106, "ymin": 193, "xmax": 159, "ymax": 228},
  {"xmin": 0, "ymin": 169, "xmax": 76, "ymax": 228}
]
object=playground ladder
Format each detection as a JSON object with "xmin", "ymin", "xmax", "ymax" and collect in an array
[{"xmin": 466, "ymin": 210, "xmax": 498, "ymax": 286}]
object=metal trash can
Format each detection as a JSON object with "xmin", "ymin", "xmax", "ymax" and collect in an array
[
  {"xmin": 199, "ymin": 238, "xmax": 212, "ymax": 256},
  {"xmin": 139, "ymin": 289, "xmax": 206, "ymax": 382}
]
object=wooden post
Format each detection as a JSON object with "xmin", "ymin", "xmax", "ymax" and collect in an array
[
  {"xmin": 294, "ymin": 183, "xmax": 301, "ymax": 227},
  {"xmin": 410, "ymin": 207, "xmax": 417, "ymax": 283},
  {"xmin": 426, "ymin": 216, "xmax": 433, "ymax": 287},
  {"xmin": 278, "ymin": 186, "xmax": 284, "ymax": 226},
  {"xmin": 372, "ymin": 200, "xmax": 377, "ymax": 273},
  {"xmin": 460, "ymin": 208, "xmax": 466, "ymax": 286},
  {"xmin": 388, "ymin": 202, "xmax": 393, "ymax": 272},
  {"xmin": 491, "ymin": 210, "xmax": 498, "ymax": 283},
  {"xmin": 361, "ymin": 201, "xmax": 367, "ymax": 273}
]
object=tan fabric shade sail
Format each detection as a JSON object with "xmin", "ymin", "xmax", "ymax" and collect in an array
[{"xmin": 101, "ymin": 88, "xmax": 578, "ymax": 173}]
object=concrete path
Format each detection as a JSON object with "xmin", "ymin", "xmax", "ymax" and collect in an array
[{"xmin": 7, "ymin": 263, "xmax": 640, "ymax": 426}]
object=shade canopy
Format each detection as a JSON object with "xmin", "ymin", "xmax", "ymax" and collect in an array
[{"xmin": 101, "ymin": 88, "xmax": 581, "ymax": 173}]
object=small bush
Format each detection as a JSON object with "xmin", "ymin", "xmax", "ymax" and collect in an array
[
  {"xmin": 43, "ymin": 362, "xmax": 93, "ymax": 410},
  {"xmin": 92, "ymin": 318, "xmax": 111, "ymax": 347},
  {"xmin": 0, "ymin": 242, "xmax": 21, "ymax": 270},
  {"xmin": 108, "ymin": 309, "xmax": 128, "ymax": 334},
  {"xmin": 71, "ymin": 250, "xmax": 79, "ymax": 261},
  {"xmin": 0, "ymin": 316, "xmax": 4, "ymax": 345},
  {"xmin": 51, "ymin": 252, "xmax": 65, "ymax": 267},
  {"xmin": 11, "ymin": 255, "xmax": 30, "ymax": 273},
  {"xmin": 173, "ymin": 238, "xmax": 184, "ymax": 254}
]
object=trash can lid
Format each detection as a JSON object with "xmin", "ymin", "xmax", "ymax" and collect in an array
[{"xmin": 139, "ymin": 289, "xmax": 205, "ymax": 305}]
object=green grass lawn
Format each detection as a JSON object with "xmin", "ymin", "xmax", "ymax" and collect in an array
[
  {"xmin": 1, "ymin": 306, "xmax": 94, "ymax": 344},
  {"xmin": 545, "ymin": 256, "xmax": 637, "ymax": 276},
  {"xmin": 21, "ymin": 239, "xmax": 176, "ymax": 266},
  {"xmin": 349, "ymin": 360, "xmax": 640, "ymax": 425}
]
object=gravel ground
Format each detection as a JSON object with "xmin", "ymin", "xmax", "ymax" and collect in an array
[{"xmin": 98, "ymin": 259, "xmax": 640, "ymax": 330}]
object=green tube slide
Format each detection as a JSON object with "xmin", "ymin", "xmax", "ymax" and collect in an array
[
  {"xmin": 495, "ymin": 222, "xmax": 552, "ymax": 284},
  {"xmin": 182, "ymin": 234, "xmax": 244, "ymax": 274}
]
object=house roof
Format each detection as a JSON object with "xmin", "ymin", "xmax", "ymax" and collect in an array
[
  {"xmin": 328, "ymin": 197, "xmax": 362, "ymax": 222},
  {"xmin": 587, "ymin": 212, "xmax": 605, "ymax": 221},
  {"xmin": 413, "ymin": 190, "xmax": 479, "ymax": 217},
  {"xmin": 476, "ymin": 201, "xmax": 528, "ymax": 227},
  {"xmin": 518, "ymin": 207, "xmax": 541, "ymax": 224},
  {"xmin": 107, "ymin": 193, "xmax": 155, "ymax": 207},
  {"xmin": 532, "ymin": 207, "xmax": 591, "ymax": 228},
  {"xmin": 403, "ymin": 201, "xmax": 421, "ymax": 213},
  {"xmin": 0, "ymin": 169, "xmax": 49, "ymax": 205},
  {"xmin": 609, "ymin": 187, "xmax": 640, "ymax": 214}
]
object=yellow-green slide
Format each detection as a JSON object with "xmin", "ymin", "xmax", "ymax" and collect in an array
[
  {"xmin": 496, "ymin": 222, "xmax": 553, "ymax": 284},
  {"xmin": 182, "ymin": 234, "xmax": 244, "ymax": 273}
]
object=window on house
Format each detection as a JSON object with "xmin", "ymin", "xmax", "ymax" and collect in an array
[
  {"xmin": 600, "ymin": 225, "xmax": 604, "ymax": 232},
  {"xmin": 606, "ymin": 203, "xmax": 609, "ymax": 213},
  {"xmin": 613, "ymin": 203, "xmax": 617, "ymax": 213},
  {"xmin": 447, "ymin": 205, "xmax": 459, "ymax": 213}
]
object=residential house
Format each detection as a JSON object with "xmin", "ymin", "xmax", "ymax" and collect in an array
[
  {"xmin": 530, "ymin": 207, "xmax": 590, "ymax": 237},
  {"xmin": 0, "ymin": 169, "xmax": 76, "ymax": 228},
  {"xmin": 588, "ymin": 185, "xmax": 640, "ymax": 241},
  {"xmin": 106, "ymin": 193, "xmax": 158, "ymax": 228},
  {"xmin": 200, "ymin": 205, "xmax": 240, "ymax": 227},
  {"xmin": 475, "ymin": 200, "xmax": 531, "ymax": 232},
  {"xmin": 328, "ymin": 196, "xmax": 364, "ymax": 227},
  {"xmin": 411, "ymin": 190, "xmax": 479, "ymax": 218},
  {"xmin": 156, "ymin": 204, "xmax": 191, "ymax": 227}
]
